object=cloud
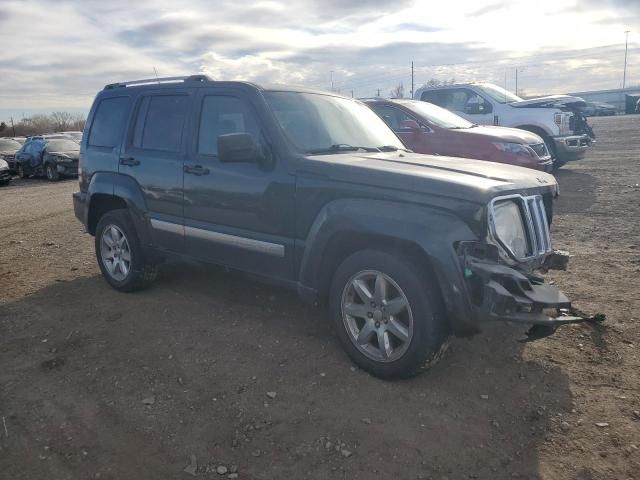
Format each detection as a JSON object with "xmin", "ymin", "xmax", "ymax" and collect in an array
[
  {"xmin": 0, "ymin": 0, "xmax": 639, "ymax": 121},
  {"xmin": 468, "ymin": 2, "xmax": 507, "ymax": 16}
]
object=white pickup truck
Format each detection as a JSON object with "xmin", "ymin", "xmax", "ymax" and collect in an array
[{"xmin": 414, "ymin": 82, "xmax": 595, "ymax": 169}]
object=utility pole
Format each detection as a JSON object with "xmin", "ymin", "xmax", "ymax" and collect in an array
[
  {"xmin": 623, "ymin": 30, "xmax": 630, "ymax": 89},
  {"xmin": 376, "ymin": 88, "xmax": 380, "ymax": 97},
  {"xmin": 350, "ymin": 90, "xmax": 354, "ymax": 98},
  {"xmin": 330, "ymin": 70, "xmax": 334, "ymax": 91},
  {"xmin": 411, "ymin": 61, "xmax": 414, "ymax": 98},
  {"xmin": 10, "ymin": 117, "xmax": 15, "ymax": 136}
]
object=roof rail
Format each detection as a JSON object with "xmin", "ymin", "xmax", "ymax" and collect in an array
[{"xmin": 104, "ymin": 74, "xmax": 213, "ymax": 90}]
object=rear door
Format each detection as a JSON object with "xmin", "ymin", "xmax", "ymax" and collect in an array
[
  {"xmin": 119, "ymin": 89, "xmax": 195, "ymax": 253},
  {"xmin": 182, "ymin": 88, "xmax": 295, "ymax": 281}
]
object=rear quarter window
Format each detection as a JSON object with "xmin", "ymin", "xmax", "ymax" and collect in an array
[
  {"xmin": 134, "ymin": 95, "xmax": 188, "ymax": 152},
  {"xmin": 88, "ymin": 96, "xmax": 130, "ymax": 148}
]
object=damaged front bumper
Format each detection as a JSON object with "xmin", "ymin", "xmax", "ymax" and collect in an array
[{"xmin": 463, "ymin": 249, "xmax": 604, "ymax": 340}]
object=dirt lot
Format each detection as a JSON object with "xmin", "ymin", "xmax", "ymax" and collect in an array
[{"xmin": 1, "ymin": 115, "xmax": 639, "ymax": 480}]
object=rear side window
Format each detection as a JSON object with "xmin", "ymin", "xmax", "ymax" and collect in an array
[
  {"xmin": 134, "ymin": 95, "xmax": 188, "ymax": 152},
  {"xmin": 198, "ymin": 96, "xmax": 260, "ymax": 156},
  {"xmin": 88, "ymin": 97, "xmax": 130, "ymax": 148}
]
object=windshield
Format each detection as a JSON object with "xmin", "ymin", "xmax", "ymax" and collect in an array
[
  {"xmin": 264, "ymin": 91, "xmax": 404, "ymax": 154},
  {"xmin": 402, "ymin": 101, "xmax": 474, "ymax": 129},
  {"xmin": 47, "ymin": 139, "xmax": 80, "ymax": 151},
  {"xmin": 477, "ymin": 84, "xmax": 522, "ymax": 104},
  {"xmin": 0, "ymin": 139, "xmax": 21, "ymax": 151}
]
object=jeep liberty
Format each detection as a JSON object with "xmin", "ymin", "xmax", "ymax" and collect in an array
[{"xmin": 74, "ymin": 75, "xmax": 590, "ymax": 378}]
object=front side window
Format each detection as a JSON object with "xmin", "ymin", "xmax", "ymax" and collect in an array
[
  {"xmin": 371, "ymin": 105, "xmax": 418, "ymax": 131},
  {"xmin": 89, "ymin": 96, "xmax": 130, "ymax": 148},
  {"xmin": 264, "ymin": 91, "xmax": 404, "ymax": 154},
  {"xmin": 197, "ymin": 96, "xmax": 260, "ymax": 156},
  {"xmin": 135, "ymin": 95, "xmax": 188, "ymax": 152}
]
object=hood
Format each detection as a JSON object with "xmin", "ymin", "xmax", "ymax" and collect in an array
[
  {"xmin": 460, "ymin": 125, "xmax": 544, "ymax": 144},
  {"xmin": 308, "ymin": 151, "xmax": 557, "ymax": 204},
  {"xmin": 48, "ymin": 151, "xmax": 80, "ymax": 160},
  {"xmin": 510, "ymin": 94, "xmax": 586, "ymax": 109}
]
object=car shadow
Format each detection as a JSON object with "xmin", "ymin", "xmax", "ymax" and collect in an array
[
  {"xmin": 553, "ymin": 169, "xmax": 597, "ymax": 215},
  {"xmin": 0, "ymin": 266, "xmax": 573, "ymax": 480}
]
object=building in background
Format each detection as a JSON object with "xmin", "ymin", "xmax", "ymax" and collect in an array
[{"xmin": 567, "ymin": 87, "xmax": 640, "ymax": 114}]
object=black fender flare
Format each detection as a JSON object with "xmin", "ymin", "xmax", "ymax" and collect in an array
[
  {"xmin": 298, "ymin": 198, "xmax": 482, "ymax": 335},
  {"xmin": 87, "ymin": 172, "xmax": 153, "ymax": 247}
]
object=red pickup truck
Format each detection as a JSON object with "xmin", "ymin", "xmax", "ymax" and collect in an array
[{"xmin": 364, "ymin": 98, "xmax": 553, "ymax": 171}]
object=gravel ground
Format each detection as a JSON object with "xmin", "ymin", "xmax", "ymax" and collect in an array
[{"xmin": 0, "ymin": 115, "xmax": 638, "ymax": 480}]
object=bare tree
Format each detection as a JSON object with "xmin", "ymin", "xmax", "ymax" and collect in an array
[
  {"xmin": 50, "ymin": 111, "xmax": 74, "ymax": 131},
  {"xmin": 0, "ymin": 112, "xmax": 86, "ymax": 138},
  {"xmin": 390, "ymin": 82, "xmax": 405, "ymax": 98}
]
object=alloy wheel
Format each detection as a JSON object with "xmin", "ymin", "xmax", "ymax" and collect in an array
[
  {"xmin": 100, "ymin": 224, "xmax": 132, "ymax": 281},
  {"xmin": 341, "ymin": 270, "xmax": 414, "ymax": 362}
]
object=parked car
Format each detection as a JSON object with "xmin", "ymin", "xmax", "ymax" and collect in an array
[
  {"xmin": 15, "ymin": 136, "xmax": 80, "ymax": 180},
  {"xmin": 74, "ymin": 75, "xmax": 593, "ymax": 379},
  {"xmin": 414, "ymin": 82, "xmax": 595, "ymax": 169},
  {"xmin": 0, "ymin": 137, "xmax": 22, "ymax": 172},
  {"xmin": 12, "ymin": 137, "xmax": 26, "ymax": 145},
  {"xmin": 0, "ymin": 155, "xmax": 11, "ymax": 185},
  {"xmin": 582, "ymin": 102, "xmax": 617, "ymax": 117},
  {"xmin": 364, "ymin": 98, "xmax": 553, "ymax": 171},
  {"xmin": 56, "ymin": 131, "xmax": 83, "ymax": 142}
]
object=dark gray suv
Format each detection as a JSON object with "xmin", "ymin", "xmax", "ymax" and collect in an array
[{"xmin": 73, "ymin": 75, "xmax": 589, "ymax": 379}]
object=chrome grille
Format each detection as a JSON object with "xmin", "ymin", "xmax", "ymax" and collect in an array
[
  {"xmin": 525, "ymin": 195, "xmax": 552, "ymax": 257},
  {"xmin": 489, "ymin": 194, "xmax": 553, "ymax": 261}
]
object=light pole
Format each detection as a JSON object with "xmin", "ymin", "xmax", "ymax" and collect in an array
[
  {"xmin": 330, "ymin": 70, "xmax": 334, "ymax": 91},
  {"xmin": 623, "ymin": 31, "xmax": 630, "ymax": 89}
]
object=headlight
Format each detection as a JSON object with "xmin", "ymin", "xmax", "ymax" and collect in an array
[
  {"xmin": 0, "ymin": 159, "xmax": 8, "ymax": 170},
  {"xmin": 490, "ymin": 199, "xmax": 530, "ymax": 259},
  {"xmin": 492, "ymin": 142, "xmax": 534, "ymax": 157}
]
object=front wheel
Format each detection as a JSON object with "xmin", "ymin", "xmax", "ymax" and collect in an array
[
  {"xmin": 95, "ymin": 209, "xmax": 158, "ymax": 292},
  {"xmin": 329, "ymin": 250, "xmax": 448, "ymax": 379},
  {"xmin": 45, "ymin": 163, "xmax": 60, "ymax": 181}
]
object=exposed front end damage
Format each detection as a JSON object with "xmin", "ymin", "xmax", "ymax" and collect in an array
[
  {"xmin": 511, "ymin": 94, "xmax": 596, "ymax": 165},
  {"xmin": 459, "ymin": 242, "xmax": 604, "ymax": 341},
  {"xmin": 454, "ymin": 189, "xmax": 604, "ymax": 341}
]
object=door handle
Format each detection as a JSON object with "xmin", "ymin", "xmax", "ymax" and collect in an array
[
  {"xmin": 184, "ymin": 165, "xmax": 210, "ymax": 176},
  {"xmin": 119, "ymin": 157, "xmax": 140, "ymax": 166}
]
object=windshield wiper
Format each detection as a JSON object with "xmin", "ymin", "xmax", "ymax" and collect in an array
[
  {"xmin": 308, "ymin": 144, "xmax": 381, "ymax": 155},
  {"xmin": 377, "ymin": 145, "xmax": 413, "ymax": 153}
]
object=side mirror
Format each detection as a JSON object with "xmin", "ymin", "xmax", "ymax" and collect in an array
[
  {"xmin": 218, "ymin": 133, "xmax": 262, "ymax": 163},
  {"xmin": 400, "ymin": 119, "xmax": 422, "ymax": 131}
]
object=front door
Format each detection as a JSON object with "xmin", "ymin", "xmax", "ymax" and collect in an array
[
  {"xmin": 119, "ymin": 89, "xmax": 194, "ymax": 253},
  {"xmin": 182, "ymin": 89, "xmax": 295, "ymax": 281}
]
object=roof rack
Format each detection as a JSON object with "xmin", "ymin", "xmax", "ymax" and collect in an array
[{"xmin": 104, "ymin": 74, "xmax": 212, "ymax": 90}]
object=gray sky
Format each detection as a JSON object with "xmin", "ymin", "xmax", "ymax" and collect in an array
[{"xmin": 0, "ymin": 0, "xmax": 638, "ymax": 122}]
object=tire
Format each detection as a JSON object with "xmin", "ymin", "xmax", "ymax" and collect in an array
[
  {"xmin": 45, "ymin": 163, "xmax": 60, "ymax": 181},
  {"xmin": 328, "ymin": 249, "xmax": 448, "ymax": 379},
  {"xmin": 95, "ymin": 209, "xmax": 158, "ymax": 292},
  {"xmin": 18, "ymin": 164, "xmax": 28, "ymax": 179}
]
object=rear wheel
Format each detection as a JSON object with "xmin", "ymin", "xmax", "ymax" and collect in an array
[
  {"xmin": 329, "ymin": 249, "xmax": 448, "ymax": 379},
  {"xmin": 45, "ymin": 163, "xmax": 60, "ymax": 181},
  {"xmin": 95, "ymin": 209, "xmax": 157, "ymax": 292}
]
